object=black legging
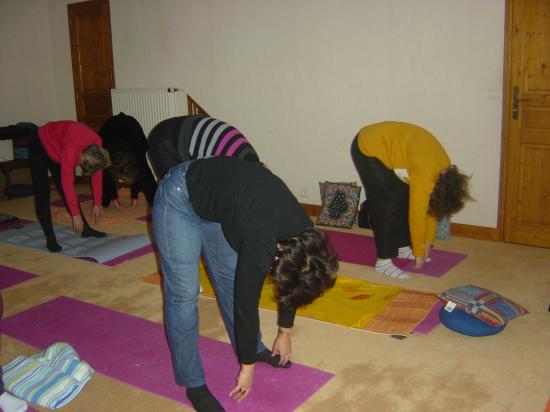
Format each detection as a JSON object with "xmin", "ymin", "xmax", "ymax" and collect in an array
[
  {"xmin": 351, "ymin": 136, "xmax": 411, "ymax": 259},
  {"xmin": 28, "ymin": 131, "xmax": 93, "ymax": 241}
]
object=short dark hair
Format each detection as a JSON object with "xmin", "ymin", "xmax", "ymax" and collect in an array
[
  {"xmin": 428, "ymin": 165, "xmax": 472, "ymax": 219},
  {"xmin": 81, "ymin": 144, "xmax": 111, "ymax": 175},
  {"xmin": 108, "ymin": 150, "xmax": 139, "ymax": 184},
  {"xmin": 272, "ymin": 228, "xmax": 338, "ymax": 310}
]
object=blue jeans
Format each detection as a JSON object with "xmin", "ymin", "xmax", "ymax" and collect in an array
[{"xmin": 152, "ymin": 161, "xmax": 266, "ymax": 389}]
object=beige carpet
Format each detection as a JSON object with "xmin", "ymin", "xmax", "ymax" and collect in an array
[{"xmin": 0, "ymin": 185, "xmax": 549, "ymax": 412}]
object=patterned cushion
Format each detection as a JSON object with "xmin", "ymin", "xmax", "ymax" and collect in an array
[
  {"xmin": 3, "ymin": 342, "xmax": 94, "ymax": 409},
  {"xmin": 316, "ymin": 182, "xmax": 361, "ymax": 229},
  {"xmin": 438, "ymin": 285, "xmax": 528, "ymax": 327},
  {"xmin": 435, "ymin": 216, "xmax": 451, "ymax": 240},
  {"xmin": 0, "ymin": 214, "xmax": 17, "ymax": 224},
  {"xmin": 319, "ymin": 181, "xmax": 358, "ymax": 203}
]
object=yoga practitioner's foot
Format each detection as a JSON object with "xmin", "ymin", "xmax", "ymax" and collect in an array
[
  {"xmin": 256, "ymin": 349, "xmax": 292, "ymax": 369},
  {"xmin": 375, "ymin": 258, "xmax": 410, "ymax": 279},
  {"xmin": 398, "ymin": 246, "xmax": 414, "ymax": 260},
  {"xmin": 397, "ymin": 246, "xmax": 431, "ymax": 262},
  {"xmin": 0, "ymin": 392, "xmax": 28, "ymax": 412},
  {"xmin": 186, "ymin": 385, "xmax": 224, "ymax": 412},
  {"xmin": 46, "ymin": 236, "xmax": 62, "ymax": 253},
  {"xmin": 81, "ymin": 227, "xmax": 106, "ymax": 238}
]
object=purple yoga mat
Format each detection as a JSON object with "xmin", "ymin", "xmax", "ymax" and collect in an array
[
  {"xmin": 323, "ymin": 229, "xmax": 467, "ymax": 277},
  {"xmin": 0, "ymin": 265, "xmax": 38, "ymax": 290},
  {"xmin": 136, "ymin": 214, "xmax": 152, "ymax": 222},
  {"xmin": 50, "ymin": 194, "xmax": 93, "ymax": 208},
  {"xmin": 413, "ymin": 300, "xmax": 444, "ymax": 334},
  {"xmin": 102, "ymin": 243, "xmax": 155, "ymax": 266},
  {"xmin": 1, "ymin": 297, "xmax": 333, "ymax": 412}
]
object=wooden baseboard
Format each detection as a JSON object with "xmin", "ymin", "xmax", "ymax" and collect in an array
[
  {"xmin": 450, "ymin": 223, "xmax": 499, "ymax": 241},
  {"xmin": 300, "ymin": 203, "xmax": 499, "ymax": 241}
]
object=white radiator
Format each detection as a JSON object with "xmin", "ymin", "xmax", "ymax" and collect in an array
[{"xmin": 110, "ymin": 88, "xmax": 185, "ymax": 136}]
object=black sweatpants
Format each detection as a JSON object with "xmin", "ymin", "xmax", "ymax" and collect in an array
[
  {"xmin": 28, "ymin": 132, "xmax": 93, "ymax": 241},
  {"xmin": 351, "ymin": 136, "xmax": 411, "ymax": 259},
  {"xmin": 147, "ymin": 117, "xmax": 189, "ymax": 180}
]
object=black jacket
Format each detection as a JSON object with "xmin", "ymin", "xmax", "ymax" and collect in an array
[{"xmin": 98, "ymin": 113, "xmax": 157, "ymax": 206}]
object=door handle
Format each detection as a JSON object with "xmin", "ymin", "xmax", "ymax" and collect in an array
[
  {"xmin": 512, "ymin": 86, "xmax": 530, "ymax": 120},
  {"xmin": 512, "ymin": 86, "xmax": 520, "ymax": 120}
]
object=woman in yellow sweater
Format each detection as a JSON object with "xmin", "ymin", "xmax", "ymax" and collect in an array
[{"xmin": 351, "ymin": 121, "xmax": 470, "ymax": 279}]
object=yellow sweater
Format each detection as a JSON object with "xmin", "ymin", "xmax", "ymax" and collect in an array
[{"xmin": 357, "ymin": 121, "xmax": 451, "ymax": 257}]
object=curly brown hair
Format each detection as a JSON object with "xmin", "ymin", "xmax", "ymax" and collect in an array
[
  {"xmin": 428, "ymin": 165, "xmax": 472, "ymax": 219},
  {"xmin": 271, "ymin": 228, "xmax": 338, "ymax": 310}
]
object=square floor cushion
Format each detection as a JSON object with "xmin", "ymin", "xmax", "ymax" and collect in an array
[
  {"xmin": 316, "ymin": 182, "xmax": 361, "ymax": 229},
  {"xmin": 438, "ymin": 285, "xmax": 528, "ymax": 327}
]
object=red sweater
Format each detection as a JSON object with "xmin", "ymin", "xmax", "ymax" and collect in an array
[{"xmin": 38, "ymin": 121, "xmax": 103, "ymax": 217}]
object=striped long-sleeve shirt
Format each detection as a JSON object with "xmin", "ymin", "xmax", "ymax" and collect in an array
[{"xmin": 148, "ymin": 115, "xmax": 260, "ymax": 178}]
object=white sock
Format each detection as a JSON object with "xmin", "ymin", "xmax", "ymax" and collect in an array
[
  {"xmin": 397, "ymin": 246, "xmax": 414, "ymax": 260},
  {"xmin": 375, "ymin": 258, "xmax": 410, "ymax": 279},
  {"xmin": 0, "ymin": 392, "xmax": 28, "ymax": 412}
]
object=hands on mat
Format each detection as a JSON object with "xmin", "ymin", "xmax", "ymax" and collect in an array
[
  {"xmin": 415, "ymin": 243, "xmax": 432, "ymax": 269},
  {"xmin": 112, "ymin": 198, "xmax": 138, "ymax": 209}
]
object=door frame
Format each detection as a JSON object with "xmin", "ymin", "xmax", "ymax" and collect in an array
[
  {"xmin": 497, "ymin": 0, "xmax": 515, "ymax": 242},
  {"xmin": 497, "ymin": 0, "xmax": 512, "ymax": 241}
]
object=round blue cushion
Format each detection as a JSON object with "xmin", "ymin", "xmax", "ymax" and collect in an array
[
  {"xmin": 7, "ymin": 184, "xmax": 33, "ymax": 198},
  {"xmin": 439, "ymin": 307, "xmax": 506, "ymax": 337}
]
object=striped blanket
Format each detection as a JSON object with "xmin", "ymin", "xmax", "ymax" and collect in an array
[{"xmin": 3, "ymin": 342, "xmax": 94, "ymax": 409}]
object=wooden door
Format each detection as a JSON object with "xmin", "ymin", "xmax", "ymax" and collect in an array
[
  {"xmin": 68, "ymin": 0, "xmax": 114, "ymax": 131},
  {"xmin": 501, "ymin": 0, "xmax": 550, "ymax": 248}
]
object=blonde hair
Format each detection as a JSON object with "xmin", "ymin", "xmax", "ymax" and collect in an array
[{"xmin": 81, "ymin": 144, "xmax": 111, "ymax": 175}]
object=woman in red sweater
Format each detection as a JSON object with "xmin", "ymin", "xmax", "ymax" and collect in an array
[{"xmin": 29, "ymin": 121, "xmax": 111, "ymax": 252}]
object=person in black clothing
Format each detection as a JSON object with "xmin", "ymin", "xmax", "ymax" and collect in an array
[
  {"xmin": 98, "ymin": 113, "xmax": 157, "ymax": 208},
  {"xmin": 147, "ymin": 115, "xmax": 260, "ymax": 180},
  {"xmin": 152, "ymin": 157, "xmax": 338, "ymax": 411}
]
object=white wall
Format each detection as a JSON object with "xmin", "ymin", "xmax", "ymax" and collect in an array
[
  {"xmin": 0, "ymin": 0, "xmax": 58, "ymax": 124},
  {"xmin": 0, "ymin": 0, "xmax": 505, "ymax": 228},
  {"xmin": 0, "ymin": 0, "xmax": 77, "ymax": 124}
]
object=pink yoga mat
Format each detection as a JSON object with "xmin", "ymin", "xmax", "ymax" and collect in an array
[
  {"xmin": 0, "ymin": 218, "xmax": 32, "ymax": 233},
  {"xmin": 413, "ymin": 300, "xmax": 444, "ymax": 334},
  {"xmin": 323, "ymin": 229, "xmax": 467, "ymax": 277},
  {"xmin": 0, "ymin": 265, "xmax": 38, "ymax": 290},
  {"xmin": 0, "ymin": 297, "xmax": 333, "ymax": 412}
]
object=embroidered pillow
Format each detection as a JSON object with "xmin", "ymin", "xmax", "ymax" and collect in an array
[
  {"xmin": 319, "ymin": 181, "xmax": 358, "ymax": 203},
  {"xmin": 438, "ymin": 285, "xmax": 528, "ymax": 327},
  {"xmin": 316, "ymin": 182, "xmax": 361, "ymax": 229},
  {"xmin": 435, "ymin": 216, "xmax": 452, "ymax": 240}
]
